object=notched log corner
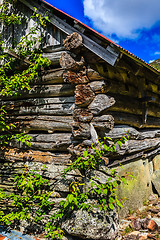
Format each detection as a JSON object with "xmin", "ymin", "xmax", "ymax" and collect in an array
[
  {"xmin": 60, "ymin": 52, "xmax": 85, "ymax": 71},
  {"xmin": 88, "ymin": 94, "xmax": 115, "ymax": 115},
  {"xmin": 75, "ymin": 84, "xmax": 95, "ymax": 107},
  {"xmin": 88, "ymin": 80, "xmax": 110, "ymax": 94},
  {"xmin": 87, "ymin": 68, "xmax": 107, "ymax": 81},
  {"xmin": 93, "ymin": 115, "xmax": 114, "ymax": 132},
  {"xmin": 71, "ymin": 122, "xmax": 91, "ymax": 139},
  {"xmin": 63, "ymin": 32, "xmax": 83, "ymax": 52},
  {"xmin": 73, "ymin": 108, "xmax": 93, "ymax": 122},
  {"xmin": 63, "ymin": 68, "xmax": 89, "ymax": 84}
]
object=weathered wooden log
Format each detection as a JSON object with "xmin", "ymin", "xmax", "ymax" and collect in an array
[
  {"xmin": 116, "ymin": 138, "xmax": 160, "ymax": 156},
  {"xmin": 11, "ymin": 115, "xmax": 73, "ymax": 122},
  {"xmin": 27, "ymin": 142, "xmax": 69, "ymax": 152},
  {"xmin": 0, "ymin": 148, "xmax": 71, "ymax": 164},
  {"xmin": 82, "ymin": 69, "xmax": 159, "ymax": 98},
  {"xmin": 107, "ymin": 96, "xmax": 141, "ymax": 115},
  {"xmin": 87, "ymin": 68, "xmax": 106, "ymax": 81},
  {"xmin": 29, "ymin": 133, "xmax": 72, "ymax": 143},
  {"xmin": 107, "ymin": 125, "xmax": 160, "ymax": 141},
  {"xmin": 73, "ymin": 108, "xmax": 93, "ymax": 122},
  {"xmin": 71, "ymin": 122, "xmax": 91, "ymax": 139},
  {"xmin": 60, "ymin": 52, "xmax": 84, "ymax": 71},
  {"xmin": 75, "ymin": 84, "xmax": 95, "ymax": 107},
  {"xmin": 63, "ymin": 70, "xmax": 89, "ymax": 84},
  {"xmin": 40, "ymin": 68, "xmax": 65, "ymax": 84},
  {"xmin": 106, "ymin": 125, "xmax": 139, "ymax": 139},
  {"xmin": 108, "ymin": 146, "xmax": 160, "ymax": 167},
  {"xmin": 42, "ymin": 51, "xmax": 67, "ymax": 65},
  {"xmin": 95, "ymin": 61, "xmax": 160, "ymax": 97},
  {"xmin": 16, "ymin": 119, "xmax": 73, "ymax": 133},
  {"xmin": 2, "ymin": 96, "xmax": 75, "ymax": 108},
  {"xmin": 68, "ymin": 126, "xmax": 98, "ymax": 155},
  {"xmin": 3, "ymin": 49, "xmax": 30, "ymax": 65},
  {"xmin": 107, "ymin": 111, "xmax": 160, "ymax": 128},
  {"xmin": 29, "ymin": 84, "xmax": 75, "ymax": 98},
  {"xmin": 88, "ymin": 80, "xmax": 109, "ymax": 94},
  {"xmin": 1, "ymin": 84, "xmax": 75, "ymax": 100},
  {"xmin": 92, "ymin": 115, "xmax": 114, "ymax": 132},
  {"xmin": 10, "ymin": 115, "xmax": 73, "ymax": 132},
  {"xmin": 93, "ymin": 60, "xmax": 160, "ymax": 92},
  {"xmin": 108, "ymin": 79, "xmax": 139, "ymax": 98},
  {"xmin": 11, "ymin": 103, "xmax": 75, "ymax": 116},
  {"xmin": 0, "ymin": 84, "xmax": 74, "ymax": 100},
  {"xmin": 63, "ymin": 32, "xmax": 83, "ymax": 51},
  {"xmin": 95, "ymin": 62, "xmax": 143, "ymax": 86},
  {"xmin": 88, "ymin": 94, "xmax": 115, "ymax": 115},
  {"xmin": 107, "ymin": 95, "xmax": 160, "ymax": 118},
  {"xmin": 138, "ymin": 129, "xmax": 160, "ymax": 140},
  {"xmin": 16, "ymin": 133, "xmax": 74, "ymax": 151}
]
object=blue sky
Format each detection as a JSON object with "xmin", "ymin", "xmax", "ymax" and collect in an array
[{"xmin": 45, "ymin": 0, "xmax": 160, "ymax": 64}]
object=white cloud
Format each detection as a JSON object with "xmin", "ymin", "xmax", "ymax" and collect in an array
[
  {"xmin": 154, "ymin": 51, "xmax": 160, "ymax": 55},
  {"xmin": 83, "ymin": 0, "xmax": 160, "ymax": 39}
]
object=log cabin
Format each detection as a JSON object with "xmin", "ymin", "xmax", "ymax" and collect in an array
[{"xmin": 1, "ymin": 0, "xmax": 160, "ymax": 233}]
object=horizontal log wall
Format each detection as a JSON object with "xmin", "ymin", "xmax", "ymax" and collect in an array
[
  {"xmin": 0, "ymin": 50, "xmax": 77, "ymax": 204},
  {"xmin": 1, "ymin": 26, "xmax": 160, "ymax": 227},
  {"xmin": 2, "ymin": 33, "xmax": 160, "ymax": 163},
  {"xmin": 0, "ymin": 48, "xmax": 77, "ymax": 184},
  {"xmin": 87, "ymin": 70, "xmax": 160, "ymax": 128},
  {"xmin": 1, "ymin": 4, "xmax": 160, "ymax": 229}
]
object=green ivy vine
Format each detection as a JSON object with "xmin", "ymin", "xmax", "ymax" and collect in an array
[{"xmin": 0, "ymin": 0, "xmax": 51, "ymax": 147}]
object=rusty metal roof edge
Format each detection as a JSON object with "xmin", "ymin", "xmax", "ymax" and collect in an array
[{"xmin": 41, "ymin": 0, "xmax": 160, "ymax": 75}]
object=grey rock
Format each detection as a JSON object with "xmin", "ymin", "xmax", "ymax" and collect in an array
[
  {"xmin": 152, "ymin": 217, "xmax": 160, "ymax": 227},
  {"xmin": 90, "ymin": 123, "xmax": 98, "ymax": 143},
  {"xmin": 141, "ymin": 217, "xmax": 150, "ymax": 229},
  {"xmin": 123, "ymin": 231, "xmax": 140, "ymax": 240},
  {"xmin": 119, "ymin": 220, "xmax": 131, "ymax": 231},
  {"xmin": 151, "ymin": 170, "xmax": 160, "ymax": 196},
  {"xmin": 148, "ymin": 193, "xmax": 158, "ymax": 201},
  {"xmin": 62, "ymin": 235, "xmax": 75, "ymax": 240},
  {"xmin": 61, "ymin": 208, "xmax": 119, "ymax": 240},
  {"xmin": 132, "ymin": 218, "xmax": 142, "ymax": 230}
]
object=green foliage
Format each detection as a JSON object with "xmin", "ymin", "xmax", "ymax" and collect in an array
[
  {"xmin": 0, "ymin": 52, "xmax": 50, "ymax": 97},
  {"xmin": 0, "ymin": 135, "xmax": 132, "ymax": 239},
  {"xmin": 0, "ymin": 0, "xmax": 51, "ymax": 148},
  {"xmin": 45, "ymin": 135, "xmax": 130, "ymax": 239},
  {"xmin": 0, "ymin": 0, "xmax": 21, "ymax": 25},
  {"xmin": 0, "ymin": 165, "xmax": 54, "ymax": 227}
]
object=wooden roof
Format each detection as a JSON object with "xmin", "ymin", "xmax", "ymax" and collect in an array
[
  {"xmin": 11, "ymin": 0, "xmax": 160, "ymax": 82},
  {"xmin": 41, "ymin": 0, "xmax": 160, "ymax": 75}
]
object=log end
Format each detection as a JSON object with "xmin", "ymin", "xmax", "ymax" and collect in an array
[{"xmin": 63, "ymin": 32, "xmax": 83, "ymax": 51}]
